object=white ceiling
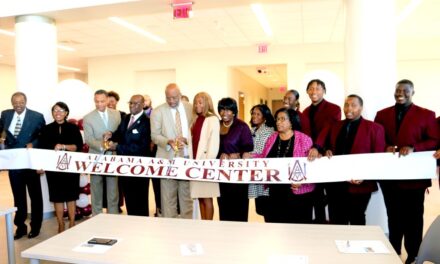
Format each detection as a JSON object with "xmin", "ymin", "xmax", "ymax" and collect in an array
[{"xmin": 1, "ymin": 0, "xmax": 440, "ymax": 89}]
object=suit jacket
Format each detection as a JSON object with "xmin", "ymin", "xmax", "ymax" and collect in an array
[
  {"xmin": 83, "ymin": 108, "xmax": 121, "ymax": 154},
  {"xmin": 111, "ymin": 113, "xmax": 151, "ymax": 157},
  {"xmin": 374, "ymin": 103, "xmax": 438, "ymax": 189},
  {"xmin": 303, "ymin": 99, "xmax": 341, "ymax": 149},
  {"xmin": 298, "ymin": 111, "xmax": 311, "ymax": 137},
  {"xmin": 327, "ymin": 117, "xmax": 386, "ymax": 193},
  {"xmin": 0, "ymin": 108, "xmax": 45, "ymax": 149},
  {"xmin": 150, "ymin": 101, "xmax": 193, "ymax": 159},
  {"xmin": 188, "ymin": 115, "xmax": 220, "ymax": 160},
  {"xmin": 437, "ymin": 116, "xmax": 440, "ymax": 147}
]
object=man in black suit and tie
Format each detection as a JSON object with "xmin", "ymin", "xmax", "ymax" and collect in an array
[
  {"xmin": 0, "ymin": 92, "xmax": 45, "ymax": 239},
  {"xmin": 107, "ymin": 94, "xmax": 151, "ymax": 216}
]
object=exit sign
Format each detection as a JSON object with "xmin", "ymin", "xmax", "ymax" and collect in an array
[
  {"xmin": 173, "ymin": 2, "xmax": 193, "ymax": 19},
  {"xmin": 258, "ymin": 43, "xmax": 268, "ymax": 53}
]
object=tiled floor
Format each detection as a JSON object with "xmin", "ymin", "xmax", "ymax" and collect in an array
[{"xmin": 1, "ymin": 170, "xmax": 439, "ymax": 264}]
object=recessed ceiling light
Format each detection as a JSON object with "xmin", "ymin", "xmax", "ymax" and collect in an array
[
  {"xmin": 251, "ymin": 4, "xmax": 273, "ymax": 37},
  {"xmin": 108, "ymin": 16, "xmax": 167, "ymax": 44},
  {"xmin": 58, "ymin": 65, "xmax": 81, "ymax": 72}
]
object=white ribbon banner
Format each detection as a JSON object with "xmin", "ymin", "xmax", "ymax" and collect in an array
[{"xmin": 0, "ymin": 149, "xmax": 436, "ymax": 184}]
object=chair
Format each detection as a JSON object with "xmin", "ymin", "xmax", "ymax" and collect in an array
[{"xmin": 416, "ymin": 215, "xmax": 440, "ymax": 264}]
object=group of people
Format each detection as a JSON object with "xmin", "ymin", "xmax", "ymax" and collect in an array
[{"xmin": 0, "ymin": 78, "xmax": 438, "ymax": 264}]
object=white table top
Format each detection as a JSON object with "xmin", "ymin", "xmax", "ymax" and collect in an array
[
  {"xmin": 22, "ymin": 214, "xmax": 402, "ymax": 264},
  {"xmin": 0, "ymin": 207, "xmax": 17, "ymax": 216}
]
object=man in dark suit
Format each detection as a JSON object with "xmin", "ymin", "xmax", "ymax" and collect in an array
[
  {"xmin": 303, "ymin": 79, "xmax": 342, "ymax": 224},
  {"xmin": 0, "ymin": 92, "xmax": 45, "ymax": 239},
  {"xmin": 325, "ymin": 94, "xmax": 385, "ymax": 225},
  {"xmin": 107, "ymin": 94, "xmax": 151, "ymax": 216},
  {"xmin": 374, "ymin": 79, "xmax": 438, "ymax": 264}
]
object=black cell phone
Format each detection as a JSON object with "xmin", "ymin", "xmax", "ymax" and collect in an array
[{"xmin": 88, "ymin": 238, "xmax": 118, "ymax": 246}]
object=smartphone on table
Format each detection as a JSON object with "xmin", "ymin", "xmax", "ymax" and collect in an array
[{"xmin": 87, "ymin": 238, "xmax": 118, "ymax": 246}]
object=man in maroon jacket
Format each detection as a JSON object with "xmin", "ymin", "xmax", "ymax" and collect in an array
[
  {"xmin": 374, "ymin": 79, "xmax": 438, "ymax": 264},
  {"xmin": 303, "ymin": 79, "xmax": 342, "ymax": 223},
  {"xmin": 325, "ymin": 95, "xmax": 385, "ymax": 225}
]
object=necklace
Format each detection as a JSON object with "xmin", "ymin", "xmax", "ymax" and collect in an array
[
  {"xmin": 276, "ymin": 136, "xmax": 293, "ymax": 157},
  {"xmin": 222, "ymin": 120, "xmax": 233, "ymax": 128}
]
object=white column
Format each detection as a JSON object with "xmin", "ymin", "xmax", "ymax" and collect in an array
[
  {"xmin": 345, "ymin": 0, "xmax": 396, "ymax": 119},
  {"xmin": 15, "ymin": 15, "xmax": 58, "ymax": 217},
  {"xmin": 15, "ymin": 15, "xmax": 58, "ymax": 121},
  {"xmin": 344, "ymin": 0, "xmax": 397, "ymax": 232}
]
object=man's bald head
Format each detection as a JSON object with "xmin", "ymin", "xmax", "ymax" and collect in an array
[
  {"xmin": 165, "ymin": 83, "xmax": 181, "ymax": 108},
  {"xmin": 129, "ymin": 94, "xmax": 145, "ymax": 115}
]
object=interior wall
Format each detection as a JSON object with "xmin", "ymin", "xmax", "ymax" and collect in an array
[
  {"xmin": 0, "ymin": 64, "xmax": 16, "ymax": 111},
  {"xmin": 229, "ymin": 67, "xmax": 268, "ymax": 123},
  {"xmin": 87, "ymin": 43, "xmax": 344, "ymax": 117},
  {"xmin": 2, "ymin": 42, "xmax": 440, "ymax": 118},
  {"xmin": 267, "ymin": 87, "xmax": 286, "ymax": 112},
  {"xmin": 397, "ymin": 59, "xmax": 440, "ymax": 115},
  {"xmin": 133, "ymin": 69, "xmax": 176, "ymax": 113}
]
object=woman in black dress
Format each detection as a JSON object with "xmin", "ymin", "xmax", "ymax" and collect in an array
[{"xmin": 39, "ymin": 102, "xmax": 83, "ymax": 233}]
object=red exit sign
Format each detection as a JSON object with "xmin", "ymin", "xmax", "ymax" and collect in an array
[{"xmin": 173, "ymin": 2, "xmax": 193, "ymax": 19}]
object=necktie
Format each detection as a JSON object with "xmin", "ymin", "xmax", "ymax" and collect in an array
[
  {"xmin": 175, "ymin": 109, "xmax": 184, "ymax": 157},
  {"xmin": 175, "ymin": 109, "xmax": 183, "ymax": 136},
  {"xmin": 345, "ymin": 122, "xmax": 351, "ymax": 138},
  {"xmin": 14, "ymin": 116, "xmax": 22, "ymax": 138},
  {"xmin": 128, "ymin": 115, "xmax": 135, "ymax": 128}
]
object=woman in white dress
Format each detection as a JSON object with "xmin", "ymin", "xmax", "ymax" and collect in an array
[{"xmin": 188, "ymin": 92, "xmax": 220, "ymax": 220}]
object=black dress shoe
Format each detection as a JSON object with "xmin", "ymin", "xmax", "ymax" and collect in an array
[
  {"xmin": 28, "ymin": 230, "xmax": 40, "ymax": 239},
  {"xmin": 14, "ymin": 230, "xmax": 27, "ymax": 240}
]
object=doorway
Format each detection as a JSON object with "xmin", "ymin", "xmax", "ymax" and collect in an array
[
  {"xmin": 271, "ymin": 99, "xmax": 284, "ymax": 114},
  {"xmin": 238, "ymin": 92, "xmax": 245, "ymax": 121},
  {"xmin": 229, "ymin": 64, "xmax": 287, "ymax": 123}
]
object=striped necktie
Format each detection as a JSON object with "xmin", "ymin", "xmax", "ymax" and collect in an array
[
  {"xmin": 175, "ymin": 109, "xmax": 183, "ymax": 137},
  {"xmin": 14, "ymin": 116, "xmax": 22, "ymax": 138},
  {"xmin": 175, "ymin": 109, "xmax": 184, "ymax": 157}
]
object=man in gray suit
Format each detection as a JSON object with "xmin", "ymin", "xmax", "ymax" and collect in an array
[
  {"xmin": 1, "ymin": 92, "xmax": 45, "ymax": 239},
  {"xmin": 83, "ymin": 90, "xmax": 121, "ymax": 215},
  {"xmin": 151, "ymin": 83, "xmax": 193, "ymax": 218}
]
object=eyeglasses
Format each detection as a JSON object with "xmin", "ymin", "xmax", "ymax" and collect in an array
[
  {"xmin": 128, "ymin": 101, "xmax": 141, "ymax": 105},
  {"xmin": 276, "ymin": 117, "xmax": 288, "ymax": 122},
  {"xmin": 52, "ymin": 109, "xmax": 66, "ymax": 113}
]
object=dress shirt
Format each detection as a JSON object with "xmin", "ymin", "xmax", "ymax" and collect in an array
[{"xmin": 98, "ymin": 109, "xmax": 108, "ymax": 128}]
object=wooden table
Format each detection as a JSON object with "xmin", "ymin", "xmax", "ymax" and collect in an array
[
  {"xmin": 0, "ymin": 207, "xmax": 17, "ymax": 264},
  {"xmin": 22, "ymin": 214, "xmax": 401, "ymax": 264}
]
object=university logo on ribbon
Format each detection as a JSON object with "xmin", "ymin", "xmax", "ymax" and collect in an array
[
  {"xmin": 56, "ymin": 153, "xmax": 71, "ymax": 171},
  {"xmin": 288, "ymin": 160, "xmax": 307, "ymax": 182}
]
